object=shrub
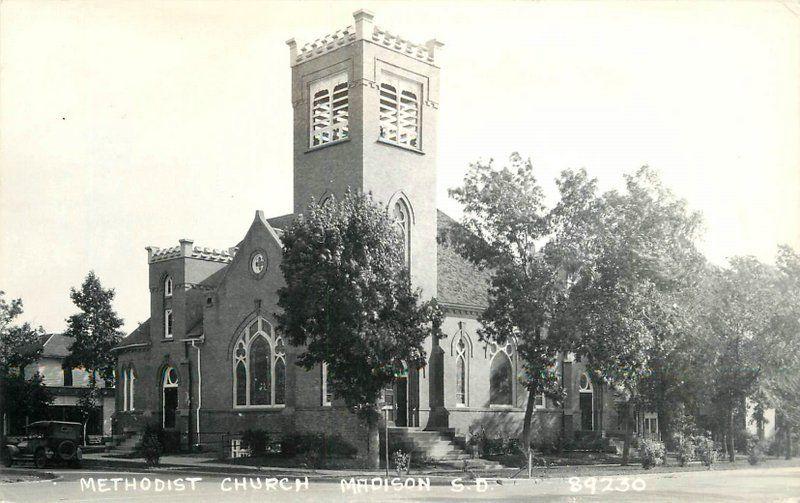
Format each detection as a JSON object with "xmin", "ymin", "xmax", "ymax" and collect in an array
[
  {"xmin": 639, "ymin": 439, "xmax": 666, "ymax": 469},
  {"xmin": 746, "ymin": 435, "xmax": 767, "ymax": 466},
  {"xmin": 241, "ymin": 429, "xmax": 270, "ymax": 456},
  {"xmin": 674, "ymin": 433, "xmax": 695, "ymax": 467},
  {"xmin": 139, "ymin": 424, "xmax": 162, "ymax": 467},
  {"xmin": 694, "ymin": 433, "xmax": 717, "ymax": 468},
  {"xmin": 280, "ymin": 432, "xmax": 357, "ymax": 466},
  {"xmin": 392, "ymin": 450, "xmax": 410, "ymax": 474},
  {"xmin": 467, "ymin": 426, "xmax": 488, "ymax": 456}
]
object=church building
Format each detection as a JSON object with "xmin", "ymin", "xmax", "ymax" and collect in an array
[{"xmin": 113, "ymin": 10, "xmax": 644, "ymax": 458}]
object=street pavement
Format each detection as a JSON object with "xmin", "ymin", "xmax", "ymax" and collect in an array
[{"xmin": 1, "ymin": 465, "xmax": 798, "ymax": 502}]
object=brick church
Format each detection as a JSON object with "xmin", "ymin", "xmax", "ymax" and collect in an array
[{"xmin": 113, "ymin": 10, "xmax": 654, "ymax": 457}]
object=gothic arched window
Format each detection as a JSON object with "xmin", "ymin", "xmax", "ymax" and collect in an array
[
  {"xmin": 489, "ymin": 349, "xmax": 513, "ymax": 406},
  {"xmin": 455, "ymin": 337, "xmax": 467, "ymax": 406},
  {"xmin": 232, "ymin": 317, "xmax": 286, "ymax": 408},
  {"xmin": 164, "ymin": 276, "xmax": 173, "ymax": 298},
  {"xmin": 393, "ymin": 199, "xmax": 411, "ymax": 267}
]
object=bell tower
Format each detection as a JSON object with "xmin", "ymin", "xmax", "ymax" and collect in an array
[{"xmin": 287, "ymin": 10, "xmax": 442, "ymax": 297}]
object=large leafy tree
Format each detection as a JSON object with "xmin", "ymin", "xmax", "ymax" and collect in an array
[
  {"xmin": 276, "ymin": 190, "xmax": 441, "ymax": 468},
  {"xmin": 0, "ymin": 292, "xmax": 45, "ymax": 444},
  {"xmin": 447, "ymin": 154, "xmax": 604, "ymax": 450},
  {"xmin": 63, "ymin": 271, "xmax": 124, "ymax": 384},
  {"xmin": 696, "ymin": 258, "xmax": 785, "ymax": 460},
  {"xmin": 5, "ymin": 372, "xmax": 53, "ymax": 435},
  {"xmin": 553, "ymin": 167, "xmax": 704, "ymax": 464}
]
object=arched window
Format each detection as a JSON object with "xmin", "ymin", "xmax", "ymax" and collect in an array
[
  {"xmin": 164, "ymin": 276, "xmax": 173, "ymax": 298},
  {"xmin": 490, "ymin": 351, "xmax": 513, "ymax": 405},
  {"xmin": 455, "ymin": 337, "xmax": 467, "ymax": 406},
  {"xmin": 393, "ymin": 199, "xmax": 411, "ymax": 267},
  {"xmin": 162, "ymin": 367, "xmax": 178, "ymax": 428},
  {"xmin": 579, "ymin": 372, "xmax": 594, "ymax": 431},
  {"xmin": 232, "ymin": 317, "xmax": 286, "ymax": 408},
  {"xmin": 126, "ymin": 367, "xmax": 136, "ymax": 411},
  {"xmin": 310, "ymin": 73, "xmax": 348, "ymax": 147}
]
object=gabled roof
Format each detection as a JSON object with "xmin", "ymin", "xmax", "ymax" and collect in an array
[
  {"xmin": 117, "ymin": 319, "xmax": 151, "ymax": 348},
  {"xmin": 40, "ymin": 334, "xmax": 75, "ymax": 358},
  {"xmin": 267, "ymin": 213, "xmax": 295, "ymax": 230},
  {"xmin": 21, "ymin": 333, "xmax": 74, "ymax": 359},
  {"xmin": 436, "ymin": 210, "xmax": 490, "ymax": 309}
]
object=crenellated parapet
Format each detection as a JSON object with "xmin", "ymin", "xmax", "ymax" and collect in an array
[
  {"xmin": 286, "ymin": 9, "xmax": 442, "ymax": 67},
  {"xmin": 146, "ymin": 239, "xmax": 238, "ymax": 264}
]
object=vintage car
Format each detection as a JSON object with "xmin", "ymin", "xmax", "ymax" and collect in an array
[{"xmin": 2, "ymin": 421, "xmax": 83, "ymax": 469}]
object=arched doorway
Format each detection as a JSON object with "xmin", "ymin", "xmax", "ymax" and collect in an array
[
  {"xmin": 578, "ymin": 372, "xmax": 594, "ymax": 431},
  {"xmin": 162, "ymin": 367, "xmax": 179, "ymax": 429}
]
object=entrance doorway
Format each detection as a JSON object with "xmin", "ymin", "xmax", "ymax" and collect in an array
[
  {"xmin": 162, "ymin": 367, "xmax": 179, "ymax": 429},
  {"xmin": 578, "ymin": 372, "xmax": 594, "ymax": 431},
  {"xmin": 395, "ymin": 377, "xmax": 408, "ymax": 427}
]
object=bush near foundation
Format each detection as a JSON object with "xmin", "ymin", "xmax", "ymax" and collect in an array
[
  {"xmin": 241, "ymin": 429, "xmax": 271, "ymax": 456},
  {"xmin": 639, "ymin": 439, "xmax": 666, "ymax": 469},
  {"xmin": 694, "ymin": 434, "xmax": 717, "ymax": 468},
  {"xmin": 674, "ymin": 433, "xmax": 695, "ymax": 467},
  {"xmin": 280, "ymin": 432, "xmax": 358, "ymax": 467},
  {"xmin": 746, "ymin": 434, "xmax": 768, "ymax": 465}
]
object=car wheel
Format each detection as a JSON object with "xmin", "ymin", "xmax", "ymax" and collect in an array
[
  {"xmin": 57, "ymin": 440, "xmax": 76, "ymax": 461},
  {"xmin": 1, "ymin": 448, "xmax": 12, "ymax": 467},
  {"xmin": 34, "ymin": 448, "xmax": 47, "ymax": 469}
]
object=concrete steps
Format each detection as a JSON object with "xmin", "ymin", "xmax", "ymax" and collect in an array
[
  {"xmin": 386, "ymin": 427, "xmax": 502, "ymax": 469},
  {"xmin": 109, "ymin": 432, "xmax": 142, "ymax": 455}
]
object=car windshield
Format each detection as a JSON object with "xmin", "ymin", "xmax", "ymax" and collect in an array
[{"xmin": 25, "ymin": 426, "xmax": 46, "ymax": 439}]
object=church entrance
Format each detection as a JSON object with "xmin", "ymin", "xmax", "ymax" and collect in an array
[
  {"xmin": 162, "ymin": 367, "xmax": 179, "ymax": 429},
  {"xmin": 395, "ymin": 376, "xmax": 408, "ymax": 427}
]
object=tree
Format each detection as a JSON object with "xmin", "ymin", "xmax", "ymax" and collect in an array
[
  {"xmin": 0, "ymin": 292, "xmax": 44, "ymax": 444},
  {"xmin": 695, "ymin": 256, "xmax": 789, "ymax": 461},
  {"xmin": 276, "ymin": 190, "xmax": 441, "ymax": 468},
  {"xmin": 63, "ymin": 271, "xmax": 124, "ymax": 384},
  {"xmin": 553, "ymin": 167, "xmax": 704, "ymax": 465},
  {"xmin": 4, "ymin": 372, "xmax": 53, "ymax": 434},
  {"xmin": 447, "ymin": 154, "xmax": 604, "ymax": 451}
]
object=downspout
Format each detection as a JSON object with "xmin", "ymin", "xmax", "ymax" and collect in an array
[{"xmin": 190, "ymin": 337, "xmax": 203, "ymax": 445}]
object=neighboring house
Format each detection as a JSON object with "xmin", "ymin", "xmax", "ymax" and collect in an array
[
  {"xmin": 14, "ymin": 333, "xmax": 115, "ymax": 438},
  {"xmin": 113, "ymin": 10, "xmax": 655, "ymax": 455}
]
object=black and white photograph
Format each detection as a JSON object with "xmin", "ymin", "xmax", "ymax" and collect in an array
[{"xmin": 1, "ymin": 1, "xmax": 799, "ymax": 501}]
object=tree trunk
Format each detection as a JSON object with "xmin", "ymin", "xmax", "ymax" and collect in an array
[
  {"xmin": 621, "ymin": 402, "xmax": 632, "ymax": 466},
  {"xmin": 0, "ymin": 369, "xmax": 6, "ymax": 447},
  {"xmin": 521, "ymin": 387, "xmax": 537, "ymax": 451},
  {"xmin": 727, "ymin": 408, "xmax": 736, "ymax": 462},
  {"xmin": 366, "ymin": 421, "xmax": 380, "ymax": 469},
  {"xmin": 787, "ymin": 425, "xmax": 793, "ymax": 460}
]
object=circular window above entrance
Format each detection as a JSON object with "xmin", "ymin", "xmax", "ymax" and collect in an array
[{"xmin": 249, "ymin": 249, "xmax": 268, "ymax": 279}]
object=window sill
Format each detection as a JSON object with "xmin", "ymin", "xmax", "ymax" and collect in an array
[
  {"xmin": 233, "ymin": 405, "xmax": 286, "ymax": 411},
  {"xmin": 305, "ymin": 137, "xmax": 350, "ymax": 153},
  {"xmin": 376, "ymin": 138, "xmax": 424, "ymax": 155},
  {"xmin": 161, "ymin": 338, "xmax": 175, "ymax": 342},
  {"xmin": 488, "ymin": 404, "xmax": 520, "ymax": 411}
]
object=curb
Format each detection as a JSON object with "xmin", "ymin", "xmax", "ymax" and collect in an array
[{"xmin": 0, "ymin": 467, "xmax": 59, "ymax": 483}]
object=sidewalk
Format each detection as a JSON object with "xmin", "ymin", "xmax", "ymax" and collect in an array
[
  {"xmin": 81, "ymin": 452, "xmax": 800, "ymax": 483},
  {"xmin": 82, "ymin": 452, "xmax": 463, "ymax": 480}
]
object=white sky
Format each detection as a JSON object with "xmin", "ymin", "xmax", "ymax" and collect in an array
[{"xmin": 1, "ymin": 0, "xmax": 798, "ymax": 334}]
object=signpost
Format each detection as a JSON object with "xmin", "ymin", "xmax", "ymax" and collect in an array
[{"xmin": 381, "ymin": 403, "xmax": 392, "ymax": 477}]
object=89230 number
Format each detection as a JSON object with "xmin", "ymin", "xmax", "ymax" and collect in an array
[{"xmin": 568, "ymin": 476, "xmax": 646, "ymax": 494}]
